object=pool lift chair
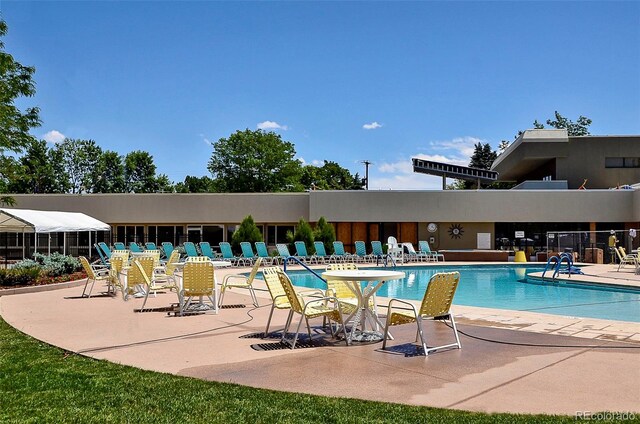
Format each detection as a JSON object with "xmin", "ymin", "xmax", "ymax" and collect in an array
[{"xmin": 383, "ymin": 271, "xmax": 462, "ymax": 356}]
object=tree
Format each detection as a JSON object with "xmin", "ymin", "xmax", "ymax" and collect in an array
[
  {"xmin": 313, "ymin": 216, "xmax": 336, "ymax": 254},
  {"xmin": 55, "ymin": 138, "xmax": 102, "ymax": 193},
  {"xmin": 7, "ymin": 139, "xmax": 68, "ymax": 193},
  {"xmin": 300, "ymin": 161, "xmax": 365, "ymax": 190},
  {"xmin": 543, "ymin": 111, "xmax": 592, "ymax": 136},
  {"xmin": 0, "ymin": 20, "xmax": 41, "ymax": 155},
  {"xmin": 124, "ymin": 150, "xmax": 161, "ymax": 193},
  {"xmin": 452, "ymin": 142, "xmax": 497, "ymax": 189},
  {"xmin": 231, "ymin": 215, "xmax": 263, "ymax": 252},
  {"xmin": 0, "ymin": 19, "xmax": 41, "ymax": 204},
  {"xmin": 208, "ymin": 129, "xmax": 302, "ymax": 193},
  {"xmin": 92, "ymin": 150, "xmax": 126, "ymax": 193},
  {"xmin": 174, "ymin": 175, "xmax": 215, "ymax": 193},
  {"xmin": 286, "ymin": 218, "xmax": 315, "ymax": 254}
]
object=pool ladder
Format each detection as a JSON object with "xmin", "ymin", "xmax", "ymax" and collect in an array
[{"xmin": 542, "ymin": 253, "xmax": 581, "ymax": 281}]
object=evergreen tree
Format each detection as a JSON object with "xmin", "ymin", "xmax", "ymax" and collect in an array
[
  {"xmin": 231, "ymin": 215, "xmax": 263, "ymax": 252},
  {"xmin": 313, "ymin": 216, "xmax": 336, "ymax": 254}
]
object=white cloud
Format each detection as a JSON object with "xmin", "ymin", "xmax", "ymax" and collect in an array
[
  {"xmin": 257, "ymin": 121, "xmax": 288, "ymax": 131},
  {"xmin": 362, "ymin": 121, "xmax": 382, "ymax": 130},
  {"xmin": 369, "ymin": 135, "xmax": 488, "ymax": 190},
  {"xmin": 42, "ymin": 130, "xmax": 65, "ymax": 144},
  {"xmin": 428, "ymin": 136, "xmax": 487, "ymax": 159}
]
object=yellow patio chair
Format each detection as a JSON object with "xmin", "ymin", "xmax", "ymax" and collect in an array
[
  {"xmin": 153, "ymin": 250, "xmax": 181, "ymax": 285},
  {"xmin": 275, "ymin": 268, "xmax": 349, "ymax": 349},
  {"xmin": 219, "ymin": 257, "xmax": 262, "ymax": 308},
  {"xmin": 616, "ymin": 247, "xmax": 639, "ymax": 271},
  {"xmin": 262, "ymin": 267, "xmax": 324, "ymax": 337},
  {"xmin": 125, "ymin": 256, "xmax": 155, "ymax": 304},
  {"xmin": 176, "ymin": 260, "xmax": 217, "ymax": 316},
  {"xmin": 108, "ymin": 256, "xmax": 125, "ymax": 297},
  {"xmin": 79, "ymin": 256, "xmax": 110, "ymax": 298},
  {"xmin": 382, "ymin": 271, "xmax": 461, "ymax": 356}
]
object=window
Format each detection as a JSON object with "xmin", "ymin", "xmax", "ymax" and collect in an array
[{"xmin": 605, "ymin": 157, "xmax": 640, "ymax": 168}]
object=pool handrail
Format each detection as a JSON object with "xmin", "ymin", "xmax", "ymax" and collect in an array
[{"xmin": 282, "ymin": 256, "xmax": 326, "ymax": 284}]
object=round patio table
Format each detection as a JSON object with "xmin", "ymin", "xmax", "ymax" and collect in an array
[{"xmin": 321, "ymin": 269, "xmax": 405, "ymax": 342}]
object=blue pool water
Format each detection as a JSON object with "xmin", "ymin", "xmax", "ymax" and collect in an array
[{"xmin": 287, "ymin": 265, "xmax": 640, "ymax": 322}]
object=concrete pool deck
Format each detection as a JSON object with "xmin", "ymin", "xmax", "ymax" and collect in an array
[{"xmin": 1, "ymin": 261, "xmax": 639, "ymax": 415}]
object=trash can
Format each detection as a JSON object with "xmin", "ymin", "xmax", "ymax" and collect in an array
[{"xmin": 514, "ymin": 250, "xmax": 527, "ymax": 263}]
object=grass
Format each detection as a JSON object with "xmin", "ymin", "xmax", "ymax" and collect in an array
[{"xmin": 0, "ymin": 317, "xmax": 588, "ymax": 423}]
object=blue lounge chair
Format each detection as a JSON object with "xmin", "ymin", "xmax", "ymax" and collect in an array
[
  {"xmin": 276, "ymin": 243, "xmax": 295, "ymax": 264},
  {"xmin": 94, "ymin": 243, "xmax": 109, "ymax": 265},
  {"xmin": 199, "ymin": 242, "xmax": 216, "ymax": 259},
  {"xmin": 419, "ymin": 240, "xmax": 444, "ymax": 262},
  {"xmin": 129, "ymin": 242, "xmax": 143, "ymax": 253},
  {"xmin": 294, "ymin": 241, "xmax": 314, "ymax": 264},
  {"xmin": 98, "ymin": 242, "xmax": 113, "ymax": 260},
  {"xmin": 145, "ymin": 242, "xmax": 157, "ymax": 250},
  {"xmin": 114, "ymin": 242, "xmax": 126, "ymax": 250},
  {"xmin": 184, "ymin": 241, "xmax": 199, "ymax": 258},
  {"xmin": 313, "ymin": 241, "xmax": 328, "ymax": 264},
  {"xmin": 371, "ymin": 241, "xmax": 394, "ymax": 265},
  {"xmin": 161, "ymin": 242, "xmax": 174, "ymax": 260},
  {"xmin": 240, "ymin": 242, "xmax": 257, "ymax": 265},
  {"xmin": 354, "ymin": 241, "xmax": 373, "ymax": 263},
  {"xmin": 219, "ymin": 242, "xmax": 241, "ymax": 266},
  {"xmin": 331, "ymin": 241, "xmax": 354, "ymax": 263},
  {"xmin": 255, "ymin": 242, "xmax": 276, "ymax": 265}
]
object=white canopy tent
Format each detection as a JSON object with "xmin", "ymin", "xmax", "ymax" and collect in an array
[{"xmin": 0, "ymin": 208, "xmax": 111, "ymax": 259}]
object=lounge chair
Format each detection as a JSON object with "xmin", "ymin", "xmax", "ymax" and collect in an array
[
  {"xmin": 79, "ymin": 256, "xmax": 110, "ymax": 298},
  {"xmin": 199, "ymin": 242, "xmax": 216, "ymax": 260},
  {"xmin": 255, "ymin": 242, "xmax": 277, "ymax": 265},
  {"xmin": 331, "ymin": 241, "xmax": 354, "ymax": 263},
  {"xmin": 94, "ymin": 243, "xmax": 109, "ymax": 266},
  {"xmin": 161, "ymin": 242, "xmax": 174, "ymax": 259},
  {"xmin": 312, "ymin": 241, "xmax": 329, "ymax": 264},
  {"xmin": 219, "ymin": 257, "xmax": 263, "ymax": 308},
  {"xmin": 183, "ymin": 241, "xmax": 199, "ymax": 258},
  {"xmin": 294, "ymin": 241, "xmax": 314, "ymax": 264},
  {"xmin": 419, "ymin": 240, "xmax": 444, "ymax": 262},
  {"xmin": 114, "ymin": 242, "xmax": 126, "ymax": 250},
  {"xmin": 273, "ymin": 268, "xmax": 348, "ymax": 349},
  {"xmin": 616, "ymin": 247, "xmax": 639, "ymax": 271},
  {"xmin": 176, "ymin": 260, "xmax": 217, "ymax": 316},
  {"xmin": 403, "ymin": 242, "xmax": 430, "ymax": 263},
  {"xmin": 382, "ymin": 271, "xmax": 461, "ymax": 356},
  {"xmin": 371, "ymin": 241, "xmax": 387, "ymax": 263},
  {"xmin": 240, "ymin": 242, "xmax": 257, "ymax": 265},
  {"xmin": 276, "ymin": 243, "xmax": 298, "ymax": 264},
  {"xmin": 129, "ymin": 242, "xmax": 143, "ymax": 253},
  {"xmin": 98, "ymin": 242, "xmax": 113, "ymax": 259},
  {"xmin": 354, "ymin": 241, "xmax": 373, "ymax": 263},
  {"xmin": 219, "ymin": 242, "xmax": 242, "ymax": 266}
]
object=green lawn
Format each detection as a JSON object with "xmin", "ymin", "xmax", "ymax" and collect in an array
[{"xmin": 0, "ymin": 317, "xmax": 579, "ymax": 423}]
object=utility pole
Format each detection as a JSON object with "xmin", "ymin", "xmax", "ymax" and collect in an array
[{"xmin": 361, "ymin": 160, "xmax": 372, "ymax": 190}]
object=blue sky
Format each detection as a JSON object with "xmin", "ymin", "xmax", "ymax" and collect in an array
[{"xmin": 2, "ymin": 1, "xmax": 639, "ymax": 190}]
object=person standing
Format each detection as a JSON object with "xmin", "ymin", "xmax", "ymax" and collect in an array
[{"xmin": 608, "ymin": 230, "xmax": 618, "ymax": 263}]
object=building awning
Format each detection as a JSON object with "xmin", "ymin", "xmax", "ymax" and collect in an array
[{"xmin": 0, "ymin": 208, "xmax": 111, "ymax": 233}]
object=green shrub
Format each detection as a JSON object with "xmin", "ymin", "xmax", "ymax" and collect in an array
[
  {"xmin": 286, "ymin": 218, "xmax": 315, "ymax": 254},
  {"xmin": 231, "ymin": 215, "xmax": 263, "ymax": 252},
  {"xmin": 313, "ymin": 216, "xmax": 336, "ymax": 254},
  {"xmin": 14, "ymin": 253, "xmax": 80, "ymax": 277},
  {"xmin": 0, "ymin": 267, "xmax": 41, "ymax": 286}
]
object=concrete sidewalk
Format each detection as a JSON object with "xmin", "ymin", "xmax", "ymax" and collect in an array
[{"xmin": 1, "ymin": 274, "xmax": 639, "ymax": 416}]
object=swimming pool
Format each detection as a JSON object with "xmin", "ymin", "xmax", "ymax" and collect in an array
[{"xmin": 287, "ymin": 265, "xmax": 640, "ymax": 323}]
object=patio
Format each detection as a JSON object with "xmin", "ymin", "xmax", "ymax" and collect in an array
[{"xmin": 1, "ymin": 262, "xmax": 639, "ymax": 416}]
